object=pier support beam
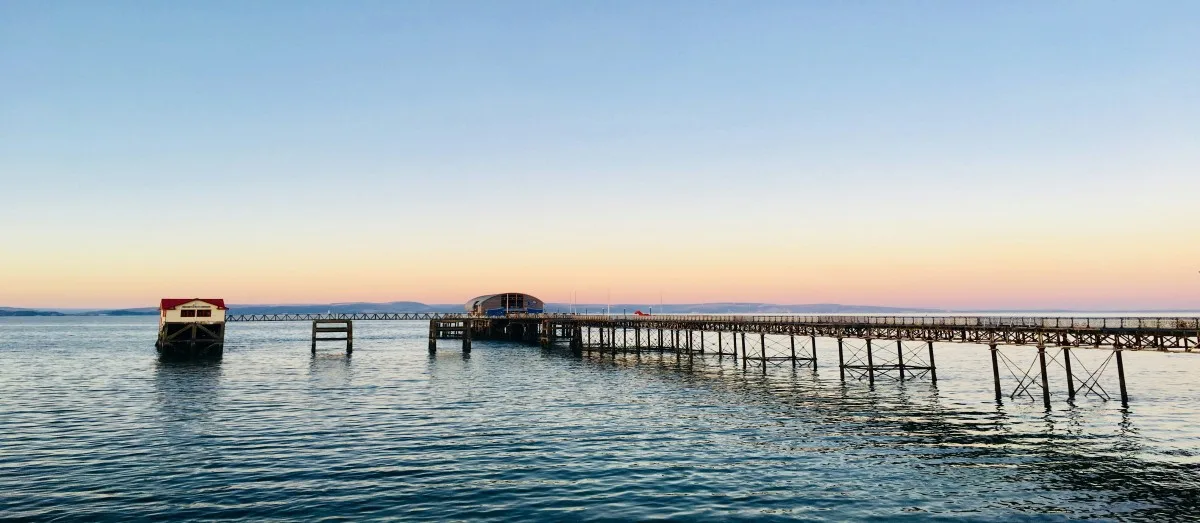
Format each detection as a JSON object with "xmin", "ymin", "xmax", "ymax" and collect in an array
[
  {"xmin": 837, "ymin": 338, "xmax": 845, "ymax": 381},
  {"xmin": 990, "ymin": 343, "xmax": 1001, "ymax": 403},
  {"xmin": 866, "ymin": 339, "xmax": 875, "ymax": 385},
  {"xmin": 760, "ymin": 333, "xmax": 767, "ymax": 374},
  {"xmin": 896, "ymin": 339, "xmax": 906, "ymax": 382},
  {"xmin": 571, "ymin": 325, "xmax": 583, "ymax": 356},
  {"xmin": 1063, "ymin": 347, "xmax": 1075, "ymax": 401},
  {"xmin": 1116, "ymin": 349, "xmax": 1128, "ymax": 407},
  {"xmin": 734, "ymin": 333, "xmax": 744, "ymax": 369},
  {"xmin": 1038, "ymin": 345, "xmax": 1050, "ymax": 410},
  {"xmin": 927, "ymin": 341, "xmax": 937, "ymax": 384}
]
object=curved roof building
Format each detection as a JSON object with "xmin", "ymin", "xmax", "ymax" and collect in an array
[{"xmin": 465, "ymin": 293, "xmax": 545, "ymax": 316}]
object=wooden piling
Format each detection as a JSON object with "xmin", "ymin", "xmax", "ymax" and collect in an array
[{"xmin": 311, "ymin": 319, "xmax": 353, "ymax": 356}]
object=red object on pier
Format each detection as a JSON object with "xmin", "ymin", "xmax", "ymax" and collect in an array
[{"xmin": 634, "ymin": 310, "xmax": 649, "ymax": 316}]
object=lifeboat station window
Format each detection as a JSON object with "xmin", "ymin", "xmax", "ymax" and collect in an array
[
  {"xmin": 181, "ymin": 310, "xmax": 197, "ymax": 317},
  {"xmin": 197, "ymin": 310, "xmax": 212, "ymax": 318}
]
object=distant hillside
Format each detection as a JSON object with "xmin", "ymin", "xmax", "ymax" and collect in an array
[{"xmin": 0, "ymin": 307, "xmax": 65, "ymax": 317}]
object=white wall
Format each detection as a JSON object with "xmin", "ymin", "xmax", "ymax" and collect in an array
[{"xmin": 161, "ymin": 300, "xmax": 226, "ymax": 324}]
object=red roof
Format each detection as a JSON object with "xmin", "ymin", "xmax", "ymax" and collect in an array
[{"xmin": 160, "ymin": 298, "xmax": 227, "ymax": 311}]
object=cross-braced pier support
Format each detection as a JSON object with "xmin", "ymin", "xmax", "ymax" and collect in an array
[
  {"xmin": 837, "ymin": 338, "xmax": 937, "ymax": 384},
  {"xmin": 567, "ymin": 325, "xmax": 819, "ymax": 372},
  {"xmin": 418, "ymin": 314, "xmax": 1176, "ymax": 407},
  {"xmin": 157, "ymin": 322, "xmax": 225, "ymax": 359},
  {"xmin": 989, "ymin": 343, "xmax": 1130, "ymax": 409}
]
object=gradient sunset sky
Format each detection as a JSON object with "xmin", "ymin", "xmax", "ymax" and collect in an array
[{"xmin": 2, "ymin": 2, "xmax": 1198, "ymax": 310}]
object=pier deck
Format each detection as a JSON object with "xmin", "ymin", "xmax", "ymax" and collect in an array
[{"xmin": 427, "ymin": 314, "xmax": 1199, "ymax": 410}]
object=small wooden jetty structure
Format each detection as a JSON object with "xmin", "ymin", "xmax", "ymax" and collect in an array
[
  {"xmin": 156, "ymin": 298, "xmax": 227, "ymax": 359},
  {"xmin": 312, "ymin": 319, "xmax": 353, "ymax": 355}
]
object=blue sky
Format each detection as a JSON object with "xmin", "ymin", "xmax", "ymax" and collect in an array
[{"xmin": 2, "ymin": 1, "xmax": 1198, "ymax": 308}]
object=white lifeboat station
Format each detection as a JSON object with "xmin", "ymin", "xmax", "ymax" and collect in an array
[{"xmin": 156, "ymin": 298, "xmax": 227, "ymax": 359}]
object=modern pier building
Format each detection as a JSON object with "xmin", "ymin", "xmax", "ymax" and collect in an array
[{"xmin": 466, "ymin": 292, "xmax": 545, "ymax": 316}]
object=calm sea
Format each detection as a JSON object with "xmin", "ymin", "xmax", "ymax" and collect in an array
[{"xmin": 2, "ymin": 317, "xmax": 1199, "ymax": 521}]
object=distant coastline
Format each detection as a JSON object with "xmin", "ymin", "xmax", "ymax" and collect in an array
[{"xmin": 3, "ymin": 302, "xmax": 1199, "ymax": 317}]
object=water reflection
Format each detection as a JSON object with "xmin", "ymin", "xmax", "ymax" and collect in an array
[
  {"xmin": 153, "ymin": 359, "xmax": 224, "ymax": 425},
  {"xmin": 308, "ymin": 352, "xmax": 354, "ymax": 388},
  {"xmin": 558, "ymin": 346, "xmax": 1200, "ymax": 519},
  {"xmin": 5, "ymin": 319, "xmax": 1200, "ymax": 521}
]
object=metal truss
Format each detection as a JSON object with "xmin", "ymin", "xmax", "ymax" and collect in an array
[{"xmin": 990, "ymin": 344, "xmax": 1129, "ymax": 410}]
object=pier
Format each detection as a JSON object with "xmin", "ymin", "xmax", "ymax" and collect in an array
[
  {"xmin": 429, "ymin": 314, "xmax": 1200, "ymax": 409},
  {"xmin": 180, "ymin": 292, "xmax": 1200, "ymax": 410}
]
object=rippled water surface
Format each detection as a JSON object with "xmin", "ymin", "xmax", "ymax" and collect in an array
[{"xmin": 2, "ymin": 317, "xmax": 1200, "ymax": 521}]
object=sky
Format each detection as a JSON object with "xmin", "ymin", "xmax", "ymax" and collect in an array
[{"xmin": 2, "ymin": 1, "xmax": 1198, "ymax": 310}]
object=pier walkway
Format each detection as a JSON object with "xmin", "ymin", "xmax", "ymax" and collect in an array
[{"xmin": 428, "ymin": 314, "xmax": 1199, "ymax": 410}]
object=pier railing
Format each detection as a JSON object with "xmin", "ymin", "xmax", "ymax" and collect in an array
[
  {"xmin": 507, "ymin": 314, "xmax": 1200, "ymax": 330},
  {"xmin": 227, "ymin": 312, "xmax": 465, "ymax": 322}
]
